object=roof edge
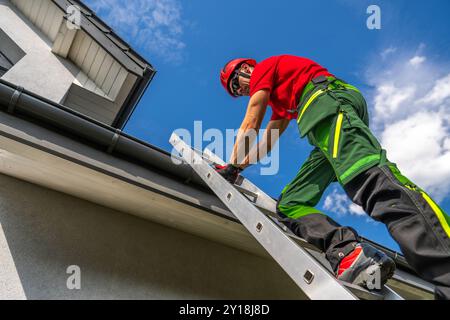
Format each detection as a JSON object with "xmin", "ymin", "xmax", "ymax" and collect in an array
[{"xmin": 52, "ymin": 0, "xmax": 156, "ymax": 77}]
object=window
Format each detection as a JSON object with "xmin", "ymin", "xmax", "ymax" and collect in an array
[{"xmin": 0, "ymin": 51, "xmax": 13, "ymax": 77}]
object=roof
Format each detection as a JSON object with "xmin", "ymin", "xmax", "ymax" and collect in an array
[{"xmin": 4, "ymin": 0, "xmax": 156, "ymax": 129}]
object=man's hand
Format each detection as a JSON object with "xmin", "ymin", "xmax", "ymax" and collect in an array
[{"xmin": 214, "ymin": 164, "xmax": 243, "ymax": 184}]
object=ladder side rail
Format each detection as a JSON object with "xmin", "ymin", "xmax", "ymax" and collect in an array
[
  {"xmin": 171, "ymin": 133, "xmax": 358, "ymax": 300},
  {"xmin": 197, "ymin": 147, "xmax": 408, "ymax": 299}
]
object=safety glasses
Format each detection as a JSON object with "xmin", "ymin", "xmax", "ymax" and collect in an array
[{"xmin": 230, "ymin": 72, "xmax": 242, "ymax": 97}]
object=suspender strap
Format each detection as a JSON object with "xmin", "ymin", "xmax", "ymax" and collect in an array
[{"xmin": 296, "ymin": 77, "xmax": 361, "ymax": 115}]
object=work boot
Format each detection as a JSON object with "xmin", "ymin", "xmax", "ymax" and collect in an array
[{"xmin": 336, "ymin": 243, "xmax": 396, "ymax": 290}]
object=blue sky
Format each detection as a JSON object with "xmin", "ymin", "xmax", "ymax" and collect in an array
[{"xmin": 85, "ymin": 0, "xmax": 450, "ymax": 252}]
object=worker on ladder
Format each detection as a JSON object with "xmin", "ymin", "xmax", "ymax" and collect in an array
[{"xmin": 217, "ymin": 55, "xmax": 450, "ymax": 299}]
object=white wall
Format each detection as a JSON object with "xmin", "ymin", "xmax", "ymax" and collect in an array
[
  {"xmin": 0, "ymin": 0, "xmax": 136, "ymax": 126},
  {"xmin": 0, "ymin": 173, "xmax": 305, "ymax": 300},
  {"xmin": 0, "ymin": 0, "xmax": 79, "ymax": 103}
]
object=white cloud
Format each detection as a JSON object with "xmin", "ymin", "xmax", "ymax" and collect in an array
[
  {"xmin": 380, "ymin": 111, "xmax": 450, "ymax": 198},
  {"xmin": 349, "ymin": 204, "xmax": 365, "ymax": 216},
  {"xmin": 84, "ymin": 0, "xmax": 186, "ymax": 63},
  {"xmin": 367, "ymin": 47, "xmax": 450, "ymax": 201},
  {"xmin": 420, "ymin": 74, "xmax": 450, "ymax": 106},
  {"xmin": 409, "ymin": 55, "xmax": 426, "ymax": 67},
  {"xmin": 380, "ymin": 47, "xmax": 397, "ymax": 60},
  {"xmin": 323, "ymin": 188, "xmax": 366, "ymax": 217},
  {"xmin": 373, "ymin": 84, "xmax": 416, "ymax": 121},
  {"xmin": 324, "ymin": 188, "xmax": 347, "ymax": 215}
]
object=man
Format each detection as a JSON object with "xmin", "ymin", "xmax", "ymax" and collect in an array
[{"xmin": 217, "ymin": 55, "xmax": 450, "ymax": 299}]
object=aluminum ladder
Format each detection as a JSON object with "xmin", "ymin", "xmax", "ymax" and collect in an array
[{"xmin": 170, "ymin": 133, "xmax": 404, "ymax": 300}]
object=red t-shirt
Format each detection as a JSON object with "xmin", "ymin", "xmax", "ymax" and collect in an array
[{"xmin": 249, "ymin": 55, "xmax": 333, "ymax": 121}]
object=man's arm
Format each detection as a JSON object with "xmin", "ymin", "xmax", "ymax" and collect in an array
[
  {"xmin": 229, "ymin": 90, "xmax": 269, "ymax": 166},
  {"xmin": 239, "ymin": 118, "xmax": 290, "ymax": 169}
]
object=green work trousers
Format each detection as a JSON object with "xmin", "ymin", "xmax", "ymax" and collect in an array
[{"xmin": 276, "ymin": 78, "xmax": 450, "ymax": 299}]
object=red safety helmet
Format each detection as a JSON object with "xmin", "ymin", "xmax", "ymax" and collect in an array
[{"xmin": 220, "ymin": 58, "xmax": 257, "ymax": 97}]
